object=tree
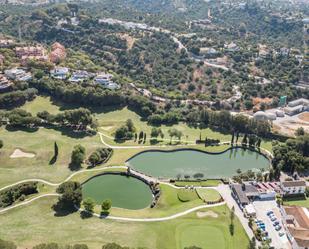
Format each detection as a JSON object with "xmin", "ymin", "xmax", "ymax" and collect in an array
[
  {"xmin": 151, "ymin": 127, "xmax": 162, "ymax": 138},
  {"xmin": 70, "ymin": 145, "xmax": 86, "ymax": 169},
  {"xmin": 55, "ymin": 181, "xmax": 82, "ymax": 210},
  {"xmin": 102, "ymin": 243, "xmax": 125, "ymax": 249},
  {"xmin": 0, "ymin": 239, "xmax": 16, "ymax": 249},
  {"xmin": 247, "ymin": 237, "xmax": 256, "ymax": 249},
  {"xmin": 83, "ymin": 198, "xmax": 95, "ymax": 213},
  {"xmin": 125, "ymin": 119, "xmax": 135, "ymax": 132},
  {"xmin": 295, "ymin": 127, "xmax": 305, "ymax": 136},
  {"xmin": 101, "ymin": 199, "xmax": 112, "ymax": 213},
  {"xmin": 88, "ymin": 151, "xmax": 101, "ymax": 167}
]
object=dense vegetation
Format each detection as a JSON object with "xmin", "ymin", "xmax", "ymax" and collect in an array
[
  {"xmin": 0, "ymin": 182, "xmax": 38, "ymax": 208},
  {"xmin": 272, "ymin": 134, "xmax": 309, "ymax": 176}
]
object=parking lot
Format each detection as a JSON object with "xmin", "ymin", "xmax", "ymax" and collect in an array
[{"xmin": 252, "ymin": 200, "xmax": 290, "ymax": 249}]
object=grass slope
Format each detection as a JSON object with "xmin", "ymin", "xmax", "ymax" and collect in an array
[
  {"xmin": 196, "ymin": 189, "xmax": 222, "ymax": 202},
  {"xmin": 0, "ymin": 197, "xmax": 249, "ymax": 249}
]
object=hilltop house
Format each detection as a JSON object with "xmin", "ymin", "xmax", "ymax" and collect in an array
[
  {"xmin": 50, "ymin": 67, "xmax": 69, "ymax": 80},
  {"xmin": 69, "ymin": 70, "xmax": 93, "ymax": 83},
  {"xmin": 4, "ymin": 68, "xmax": 32, "ymax": 82},
  {"xmin": 50, "ymin": 42, "xmax": 66, "ymax": 63},
  {"xmin": 224, "ymin": 42, "xmax": 240, "ymax": 52},
  {"xmin": 15, "ymin": 46, "xmax": 48, "ymax": 65},
  {"xmin": 0, "ymin": 74, "xmax": 13, "ymax": 92},
  {"xmin": 95, "ymin": 73, "xmax": 120, "ymax": 90},
  {"xmin": 0, "ymin": 39, "xmax": 14, "ymax": 48}
]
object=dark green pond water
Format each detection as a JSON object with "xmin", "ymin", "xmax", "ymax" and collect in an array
[
  {"xmin": 127, "ymin": 148, "xmax": 269, "ymax": 179},
  {"xmin": 82, "ymin": 174, "xmax": 153, "ymax": 210}
]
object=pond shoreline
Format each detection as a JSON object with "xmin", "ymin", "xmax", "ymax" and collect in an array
[{"xmin": 124, "ymin": 145, "xmax": 271, "ymax": 163}]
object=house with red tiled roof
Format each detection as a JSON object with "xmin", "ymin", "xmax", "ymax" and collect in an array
[
  {"xmin": 281, "ymin": 206, "xmax": 309, "ymax": 249},
  {"xmin": 50, "ymin": 42, "xmax": 66, "ymax": 63}
]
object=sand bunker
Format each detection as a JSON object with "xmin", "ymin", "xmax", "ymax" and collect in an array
[
  {"xmin": 10, "ymin": 149, "xmax": 35, "ymax": 158},
  {"xmin": 196, "ymin": 211, "xmax": 218, "ymax": 218}
]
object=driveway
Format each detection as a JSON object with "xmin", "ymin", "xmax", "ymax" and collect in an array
[{"xmin": 252, "ymin": 200, "xmax": 290, "ymax": 249}]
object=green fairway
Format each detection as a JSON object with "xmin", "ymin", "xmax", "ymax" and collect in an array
[
  {"xmin": 177, "ymin": 189, "xmax": 199, "ymax": 202},
  {"xmin": 21, "ymin": 96, "xmax": 63, "ymax": 115},
  {"xmin": 283, "ymin": 197, "xmax": 309, "ymax": 208},
  {"xmin": 196, "ymin": 189, "xmax": 222, "ymax": 202},
  {"xmin": 177, "ymin": 225, "xmax": 226, "ymax": 249},
  {"xmin": 0, "ymin": 197, "xmax": 249, "ymax": 249},
  {"xmin": 0, "ymin": 126, "xmax": 102, "ymax": 187}
]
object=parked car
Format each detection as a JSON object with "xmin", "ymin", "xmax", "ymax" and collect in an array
[
  {"xmin": 270, "ymin": 217, "xmax": 277, "ymax": 222},
  {"xmin": 267, "ymin": 211, "xmax": 274, "ymax": 216},
  {"xmin": 273, "ymin": 221, "xmax": 280, "ymax": 226},
  {"xmin": 279, "ymin": 232, "xmax": 285, "ymax": 237},
  {"xmin": 275, "ymin": 225, "xmax": 281, "ymax": 231}
]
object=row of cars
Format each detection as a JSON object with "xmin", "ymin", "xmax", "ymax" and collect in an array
[
  {"xmin": 267, "ymin": 211, "xmax": 285, "ymax": 237},
  {"xmin": 255, "ymin": 219, "xmax": 270, "ymax": 242}
]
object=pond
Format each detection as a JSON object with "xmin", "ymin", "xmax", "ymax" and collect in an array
[
  {"xmin": 127, "ymin": 148, "xmax": 270, "ymax": 179},
  {"xmin": 82, "ymin": 174, "xmax": 153, "ymax": 210}
]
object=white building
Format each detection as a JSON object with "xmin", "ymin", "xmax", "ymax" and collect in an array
[
  {"xmin": 284, "ymin": 98, "xmax": 309, "ymax": 116},
  {"xmin": 50, "ymin": 67, "xmax": 69, "ymax": 80},
  {"xmin": 4, "ymin": 68, "xmax": 32, "ymax": 82},
  {"xmin": 69, "ymin": 70, "xmax": 92, "ymax": 83},
  {"xmin": 95, "ymin": 73, "xmax": 120, "ymax": 90},
  {"xmin": 281, "ymin": 181, "xmax": 307, "ymax": 196}
]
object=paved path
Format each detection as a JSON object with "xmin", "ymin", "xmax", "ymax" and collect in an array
[
  {"xmin": 0, "ymin": 194, "xmax": 60, "ymax": 214},
  {"xmin": 217, "ymin": 184, "xmax": 256, "ymax": 242},
  {"xmin": 98, "ymin": 132, "xmax": 196, "ymax": 149},
  {"xmin": 98, "ymin": 133, "xmax": 274, "ymax": 159},
  {"xmin": 0, "ymin": 166, "xmax": 127, "ymax": 191},
  {"xmin": 82, "ymin": 202, "xmax": 226, "ymax": 222}
]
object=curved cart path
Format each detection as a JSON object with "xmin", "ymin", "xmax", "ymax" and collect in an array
[
  {"xmin": 0, "ymin": 194, "xmax": 60, "ymax": 214},
  {"xmin": 0, "ymin": 166, "xmax": 127, "ymax": 192},
  {"xmin": 82, "ymin": 201, "xmax": 226, "ymax": 222}
]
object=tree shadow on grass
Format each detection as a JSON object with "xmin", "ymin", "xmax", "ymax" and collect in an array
[
  {"xmin": 68, "ymin": 162, "xmax": 82, "ymax": 171},
  {"xmin": 80, "ymin": 210, "xmax": 93, "ymax": 219},
  {"xmin": 52, "ymin": 202, "xmax": 78, "ymax": 217},
  {"xmin": 45, "ymin": 126, "xmax": 96, "ymax": 139},
  {"xmin": 49, "ymin": 154, "xmax": 58, "ymax": 165}
]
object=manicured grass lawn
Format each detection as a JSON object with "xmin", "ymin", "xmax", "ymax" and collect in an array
[
  {"xmin": 177, "ymin": 189, "xmax": 199, "ymax": 202},
  {"xmin": 178, "ymin": 225, "xmax": 226, "ymax": 249},
  {"xmin": 175, "ymin": 180, "xmax": 223, "ymax": 187},
  {"xmin": 102, "ymin": 184, "xmax": 204, "ymax": 218},
  {"xmin": 196, "ymin": 189, "xmax": 222, "ymax": 202},
  {"xmin": 0, "ymin": 126, "xmax": 102, "ymax": 188},
  {"xmin": 0, "ymin": 197, "xmax": 249, "ymax": 249},
  {"xmin": 21, "ymin": 96, "xmax": 62, "ymax": 115},
  {"xmin": 283, "ymin": 197, "xmax": 309, "ymax": 208}
]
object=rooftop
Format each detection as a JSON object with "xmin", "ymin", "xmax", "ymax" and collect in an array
[
  {"xmin": 284, "ymin": 206, "xmax": 309, "ymax": 248},
  {"xmin": 281, "ymin": 181, "xmax": 306, "ymax": 188}
]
